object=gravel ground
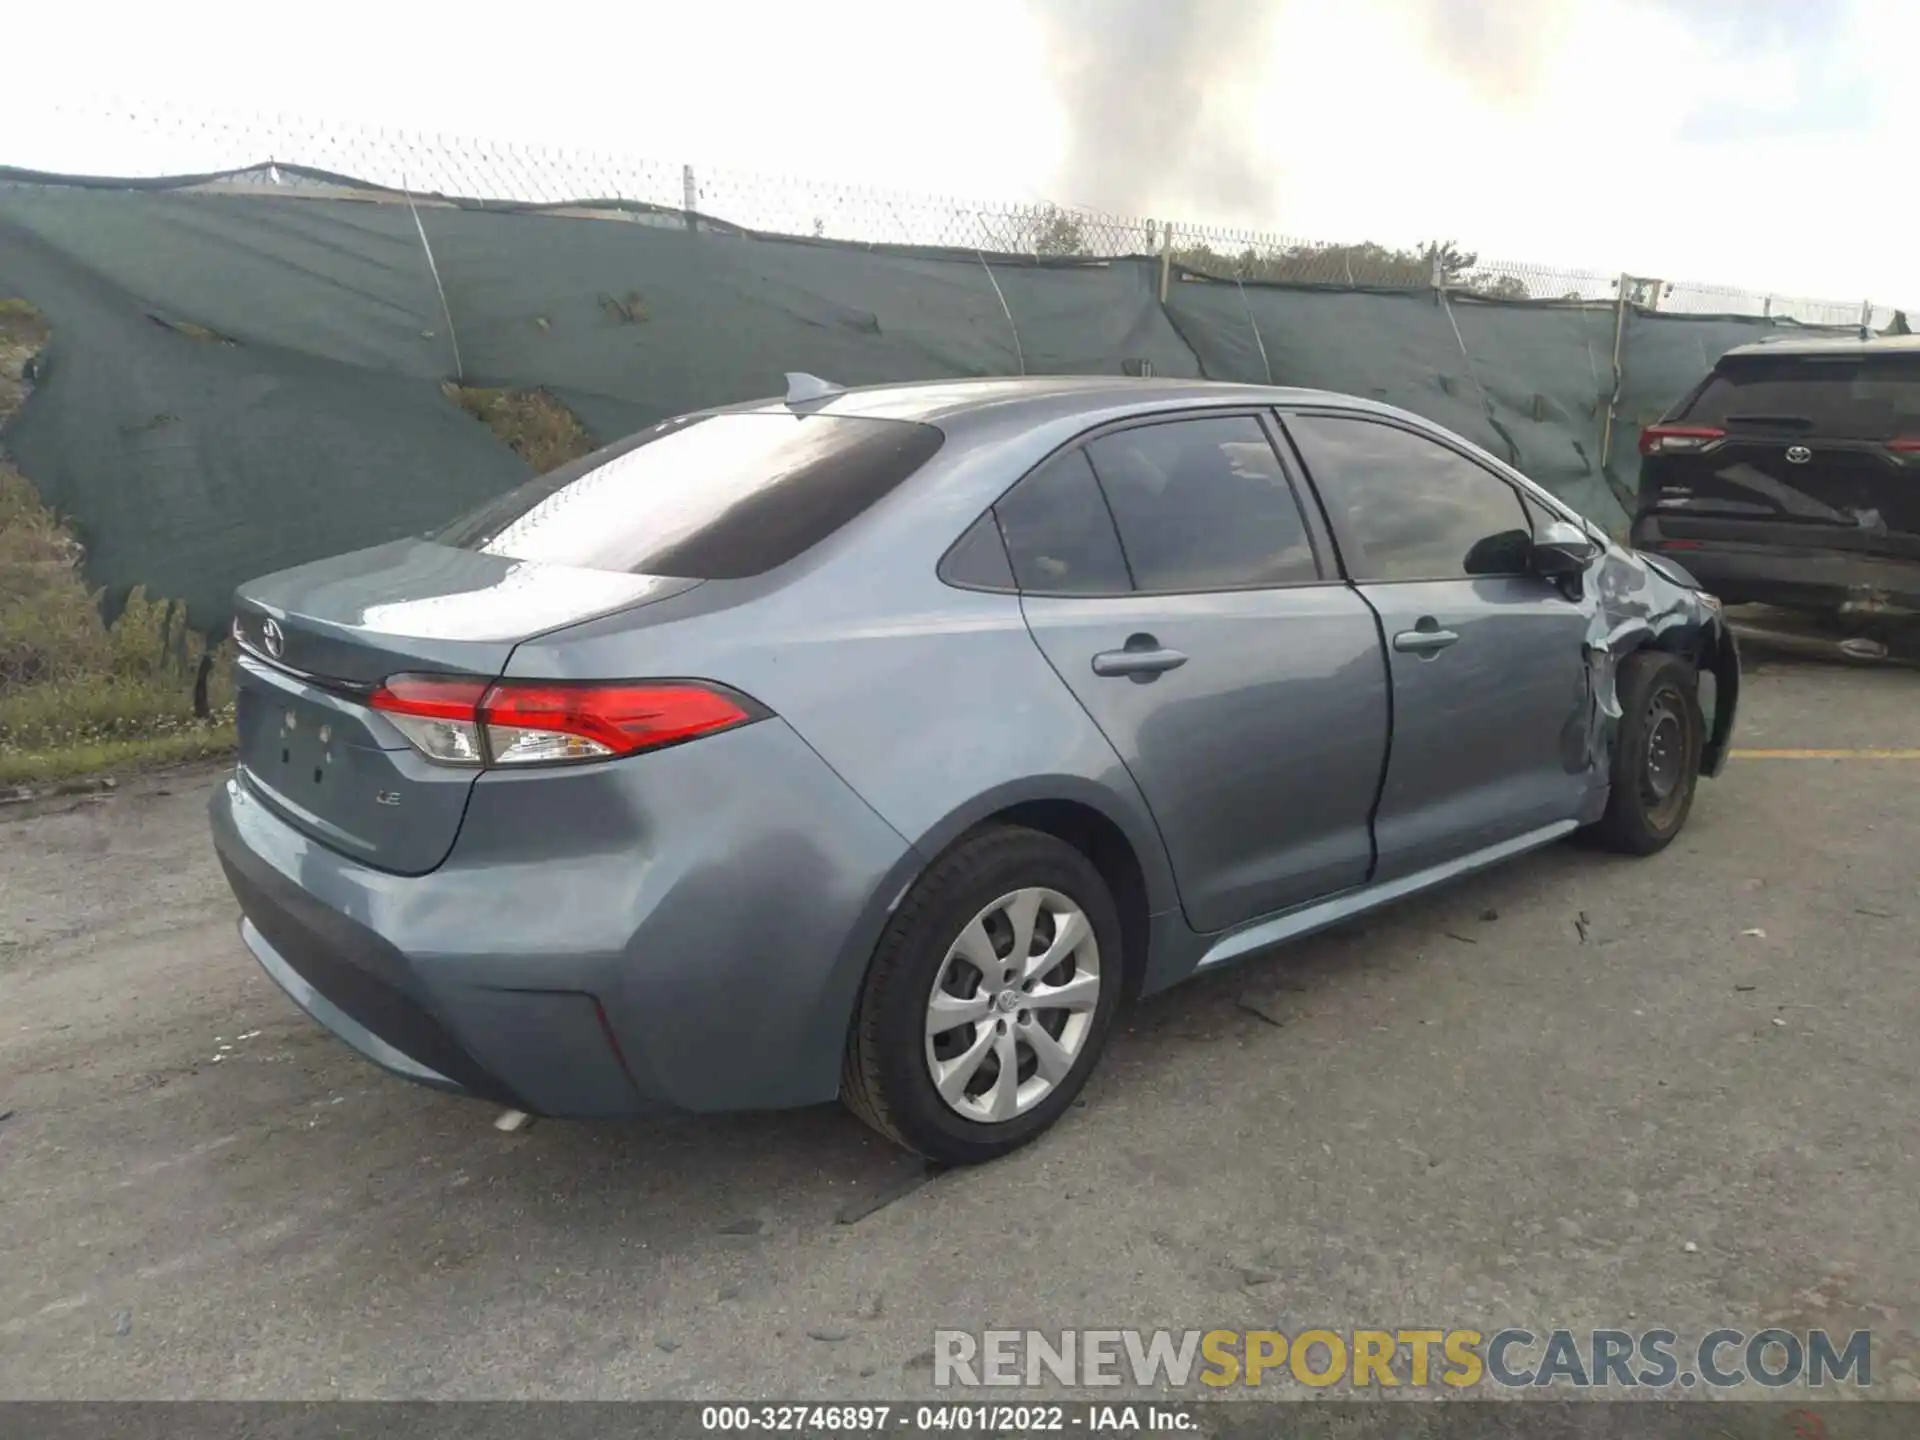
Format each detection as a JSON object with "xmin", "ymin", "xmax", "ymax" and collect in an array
[{"xmin": 1, "ymin": 657, "xmax": 1915, "ymax": 1402}]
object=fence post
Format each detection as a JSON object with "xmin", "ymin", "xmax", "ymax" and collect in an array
[
  {"xmin": 1158, "ymin": 221, "xmax": 1173, "ymax": 303},
  {"xmin": 1763, "ymin": 296, "xmax": 1773, "ymax": 320},
  {"xmin": 1861, "ymin": 299, "xmax": 1874, "ymax": 335},
  {"xmin": 682, "ymin": 164, "xmax": 697, "ymax": 233},
  {"xmin": 1429, "ymin": 244, "xmax": 1446, "ymax": 294},
  {"xmin": 1599, "ymin": 272, "xmax": 1633, "ymax": 474},
  {"xmin": 401, "ymin": 173, "xmax": 463, "ymax": 382}
]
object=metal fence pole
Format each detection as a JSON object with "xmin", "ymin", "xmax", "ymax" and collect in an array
[
  {"xmin": 1158, "ymin": 221, "xmax": 1173, "ymax": 303},
  {"xmin": 1861, "ymin": 299, "xmax": 1874, "ymax": 335},
  {"xmin": 1599, "ymin": 273, "xmax": 1633, "ymax": 474},
  {"xmin": 401, "ymin": 173, "xmax": 463, "ymax": 382},
  {"xmin": 682, "ymin": 164, "xmax": 697, "ymax": 232}
]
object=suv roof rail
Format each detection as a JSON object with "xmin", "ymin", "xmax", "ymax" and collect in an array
[{"xmin": 1724, "ymin": 333, "xmax": 1920, "ymax": 360}]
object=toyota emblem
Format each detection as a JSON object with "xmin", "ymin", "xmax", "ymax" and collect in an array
[
  {"xmin": 1785, "ymin": 445, "xmax": 1812, "ymax": 464},
  {"xmin": 260, "ymin": 617, "xmax": 285, "ymax": 659}
]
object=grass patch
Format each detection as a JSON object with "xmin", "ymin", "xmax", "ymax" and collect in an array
[
  {"xmin": 2, "ymin": 296, "xmax": 234, "ymax": 786},
  {"xmin": 0, "ymin": 461, "xmax": 235, "ymax": 785},
  {"xmin": 443, "ymin": 383, "xmax": 595, "ymax": 474},
  {"xmin": 0, "ymin": 729, "xmax": 234, "ymax": 788},
  {"xmin": 1, "ymin": 295, "xmax": 50, "ymax": 418}
]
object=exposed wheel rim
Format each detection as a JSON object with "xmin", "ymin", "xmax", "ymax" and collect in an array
[
  {"xmin": 923, "ymin": 887, "xmax": 1101, "ymax": 1124},
  {"xmin": 1638, "ymin": 685, "xmax": 1691, "ymax": 826}
]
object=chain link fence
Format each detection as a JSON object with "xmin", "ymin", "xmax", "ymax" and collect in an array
[
  {"xmin": 1654, "ymin": 280, "xmax": 1880, "ymax": 329},
  {"xmin": 13, "ymin": 101, "xmax": 1912, "ymax": 330}
]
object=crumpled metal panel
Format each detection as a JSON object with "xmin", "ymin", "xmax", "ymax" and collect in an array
[{"xmin": 1578, "ymin": 541, "xmax": 1740, "ymax": 780}]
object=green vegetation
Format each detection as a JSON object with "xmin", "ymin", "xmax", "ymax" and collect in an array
[
  {"xmin": 1171, "ymin": 238, "xmax": 1533, "ymax": 298},
  {"xmin": 0, "ymin": 460, "xmax": 235, "ymax": 786},
  {"xmin": 0, "ymin": 299, "xmax": 233, "ymax": 788},
  {"xmin": 0, "ymin": 292, "xmax": 601, "ymax": 788},
  {"xmin": 444, "ymin": 383, "xmax": 597, "ymax": 473},
  {"xmin": 1016, "ymin": 205, "xmax": 1542, "ymax": 299}
]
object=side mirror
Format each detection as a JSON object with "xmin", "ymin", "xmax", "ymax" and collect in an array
[
  {"xmin": 1462, "ymin": 528, "xmax": 1534, "ymax": 576},
  {"xmin": 1530, "ymin": 519, "xmax": 1602, "ymax": 577}
]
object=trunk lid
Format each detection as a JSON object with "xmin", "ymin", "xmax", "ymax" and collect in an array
[{"xmin": 231, "ymin": 538, "xmax": 698, "ymax": 874}]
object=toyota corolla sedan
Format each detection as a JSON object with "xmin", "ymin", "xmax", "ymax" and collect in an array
[{"xmin": 211, "ymin": 376, "xmax": 1740, "ymax": 1165}]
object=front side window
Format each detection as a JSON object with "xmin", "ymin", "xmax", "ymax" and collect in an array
[
  {"xmin": 1086, "ymin": 416, "xmax": 1321, "ymax": 592},
  {"xmin": 1285, "ymin": 415, "xmax": 1532, "ymax": 582},
  {"xmin": 436, "ymin": 411, "xmax": 944, "ymax": 579}
]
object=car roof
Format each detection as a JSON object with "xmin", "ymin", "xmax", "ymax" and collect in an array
[
  {"xmin": 730, "ymin": 375, "xmax": 1405, "ymax": 428},
  {"xmin": 1720, "ymin": 333, "xmax": 1920, "ymax": 362},
  {"xmin": 714, "ymin": 373, "xmax": 1592, "ymax": 529}
]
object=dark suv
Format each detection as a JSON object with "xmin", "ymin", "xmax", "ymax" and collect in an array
[{"xmin": 1630, "ymin": 334, "xmax": 1920, "ymax": 623}]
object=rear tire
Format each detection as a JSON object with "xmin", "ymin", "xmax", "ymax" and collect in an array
[
  {"xmin": 841, "ymin": 825, "xmax": 1123, "ymax": 1166},
  {"xmin": 1587, "ymin": 650, "xmax": 1704, "ymax": 855}
]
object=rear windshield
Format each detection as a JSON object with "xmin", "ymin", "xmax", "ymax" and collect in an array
[
  {"xmin": 1680, "ymin": 354, "xmax": 1920, "ymax": 440},
  {"xmin": 435, "ymin": 411, "xmax": 944, "ymax": 578}
]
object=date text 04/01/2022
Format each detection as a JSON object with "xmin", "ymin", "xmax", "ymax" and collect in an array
[{"xmin": 698, "ymin": 1403, "xmax": 1200, "ymax": 1432}]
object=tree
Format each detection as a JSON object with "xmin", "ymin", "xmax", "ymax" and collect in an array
[
  {"xmin": 1025, "ymin": 205, "xmax": 1092, "ymax": 257},
  {"xmin": 1422, "ymin": 241, "xmax": 1478, "ymax": 286},
  {"xmin": 1468, "ymin": 273, "xmax": 1532, "ymax": 301},
  {"xmin": 1166, "ymin": 235, "xmax": 1531, "ymax": 298}
]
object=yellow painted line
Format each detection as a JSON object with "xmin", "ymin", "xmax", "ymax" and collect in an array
[{"xmin": 1730, "ymin": 748, "xmax": 1920, "ymax": 760}]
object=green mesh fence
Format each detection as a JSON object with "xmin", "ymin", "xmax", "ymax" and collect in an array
[{"xmin": 0, "ymin": 165, "xmax": 1874, "ymax": 631}]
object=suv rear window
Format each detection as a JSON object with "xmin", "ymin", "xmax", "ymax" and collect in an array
[
  {"xmin": 435, "ymin": 411, "xmax": 944, "ymax": 579},
  {"xmin": 1679, "ymin": 354, "xmax": 1920, "ymax": 441}
]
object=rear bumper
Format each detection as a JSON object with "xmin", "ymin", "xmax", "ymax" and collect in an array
[
  {"xmin": 1631, "ymin": 523, "xmax": 1920, "ymax": 617},
  {"xmin": 240, "ymin": 915, "xmax": 476, "ymax": 1097},
  {"xmin": 209, "ymin": 717, "xmax": 917, "ymax": 1116}
]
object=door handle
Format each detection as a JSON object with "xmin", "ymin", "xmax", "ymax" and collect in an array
[
  {"xmin": 1392, "ymin": 621, "xmax": 1460, "ymax": 656},
  {"xmin": 1092, "ymin": 635, "xmax": 1188, "ymax": 680}
]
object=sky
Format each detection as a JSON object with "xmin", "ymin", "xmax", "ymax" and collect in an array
[{"xmin": 7, "ymin": 0, "xmax": 1914, "ymax": 307}]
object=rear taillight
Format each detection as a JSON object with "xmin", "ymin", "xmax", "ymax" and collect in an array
[
  {"xmin": 1888, "ymin": 436, "xmax": 1920, "ymax": 455},
  {"xmin": 481, "ymin": 682, "xmax": 756, "ymax": 765},
  {"xmin": 369, "ymin": 676, "xmax": 759, "ymax": 767},
  {"xmin": 369, "ymin": 676, "xmax": 493, "ymax": 764},
  {"xmin": 1639, "ymin": 424, "xmax": 1726, "ymax": 456}
]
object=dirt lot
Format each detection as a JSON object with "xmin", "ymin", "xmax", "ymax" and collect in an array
[{"xmin": 1, "ymin": 657, "xmax": 1915, "ymax": 1401}]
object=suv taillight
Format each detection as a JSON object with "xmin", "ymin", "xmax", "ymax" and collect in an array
[
  {"xmin": 1639, "ymin": 424, "xmax": 1727, "ymax": 456},
  {"xmin": 369, "ymin": 676, "xmax": 761, "ymax": 767},
  {"xmin": 1888, "ymin": 436, "xmax": 1920, "ymax": 455}
]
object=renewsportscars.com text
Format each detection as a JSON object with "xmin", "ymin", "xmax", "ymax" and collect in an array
[{"xmin": 934, "ymin": 1327, "xmax": 1873, "ymax": 1391}]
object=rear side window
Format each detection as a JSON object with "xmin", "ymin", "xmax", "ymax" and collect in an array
[
  {"xmin": 434, "ymin": 412, "xmax": 944, "ymax": 579},
  {"xmin": 995, "ymin": 450, "xmax": 1132, "ymax": 596},
  {"xmin": 1680, "ymin": 354, "xmax": 1920, "ymax": 440},
  {"xmin": 939, "ymin": 512, "xmax": 1017, "ymax": 591},
  {"xmin": 1086, "ymin": 416, "xmax": 1321, "ymax": 591},
  {"xmin": 1286, "ymin": 415, "xmax": 1532, "ymax": 582}
]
